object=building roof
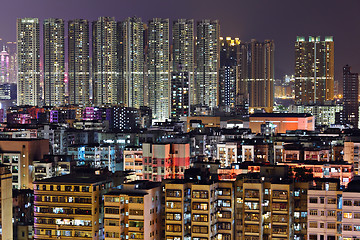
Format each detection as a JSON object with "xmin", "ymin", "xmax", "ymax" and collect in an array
[
  {"xmin": 344, "ymin": 178, "xmax": 360, "ymax": 192},
  {"xmin": 124, "ymin": 180, "xmax": 161, "ymax": 189},
  {"xmin": 105, "ymin": 189, "xmax": 148, "ymax": 196},
  {"xmin": 281, "ymin": 160, "xmax": 352, "ymax": 166},
  {"xmin": 0, "ymin": 138, "xmax": 47, "ymax": 142},
  {"xmin": 34, "ymin": 173, "xmax": 110, "ymax": 184},
  {"xmin": 250, "ymin": 113, "xmax": 312, "ymax": 118}
]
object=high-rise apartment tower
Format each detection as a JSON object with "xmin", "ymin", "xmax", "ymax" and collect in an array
[
  {"xmin": 68, "ymin": 19, "xmax": 90, "ymax": 105},
  {"xmin": 195, "ymin": 20, "xmax": 220, "ymax": 108},
  {"xmin": 239, "ymin": 39, "xmax": 274, "ymax": 113},
  {"xmin": 295, "ymin": 36, "xmax": 334, "ymax": 105},
  {"xmin": 43, "ymin": 18, "xmax": 65, "ymax": 106},
  {"xmin": 17, "ymin": 18, "xmax": 40, "ymax": 106},
  {"xmin": 172, "ymin": 19, "xmax": 194, "ymax": 105},
  {"xmin": 118, "ymin": 17, "xmax": 145, "ymax": 108},
  {"xmin": 343, "ymin": 65, "xmax": 359, "ymax": 128},
  {"xmin": 219, "ymin": 37, "xmax": 240, "ymax": 108},
  {"xmin": 92, "ymin": 17, "xmax": 119, "ymax": 106},
  {"xmin": 147, "ymin": 18, "xmax": 170, "ymax": 120}
]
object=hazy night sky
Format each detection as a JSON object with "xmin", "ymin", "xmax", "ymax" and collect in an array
[{"xmin": 1, "ymin": 0, "xmax": 360, "ymax": 81}]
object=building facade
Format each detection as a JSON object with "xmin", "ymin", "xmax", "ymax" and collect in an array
[
  {"xmin": 104, "ymin": 181, "xmax": 161, "ymax": 240},
  {"xmin": 239, "ymin": 39, "xmax": 275, "ymax": 113},
  {"xmin": 142, "ymin": 143, "xmax": 190, "ymax": 181},
  {"xmin": 235, "ymin": 176, "xmax": 294, "ymax": 239},
  {"xmin": 92, "ymin": 17, "xmax": 119, "ymax": 105},
  {"xmin": 0, "ymin": 139, "xmax": 49, "ymax": 189},
  {"xmin": 172, "ymin": 19, "xmax": 194, "ymax": 105},
  {"xmin": 219, "ymin": 37, "xmax": 240, "ymax": 108},
  {"xmin": 170, "ymin": 71, "xmax": 189, "ymax": 120},
  {"xmin": 34, "ymin": 174, "xmax": 112, "ymax": 239},
  {"xmin": 249, "ymin": 113, "xmax": 315, "ymax": 134},
  {"xmin": 343, "ymin": 65, "xmax": 359, "ymax": 128},
  {"xmin": 289, "ymin": 104, "xmax": 343, "ymax": 126},
  {"xmin": 0, "ymin": 48, "xmax": 10, "ymax": 84},
  {"xmin": 6, "ymin": 41, "xmax": 17, "ymax": 84},
  {"xmin": 43, "ymin": 18, "xmax": 66, "ymax": 107},
  {"xmin": 123, "ymin": 146, "xmax": 143, "ymax": 181},
  {"xmin": 147, "ymin": 18, "xmax": 170, "ymax": 120},
  {"xmin": 165, "ymin": 181, "xmax": 234, "ymax": 240},
  {"xmin": 118, "ymin": 17, "xmax": 145, "ymax": 108},
  {"xmin": 0, "ymin": 165, "xmax": 12, "ymax": 240},
  {"xmin": 68, "ymin": 19, "xmax": 90, "ymax": 105},
  {"xmin": 17, "ymin": 18, "xmax": 40, "ymax": 106},
  {"xmin": 195, "ymin": 19, "xmax": 220, "ymax": 108},
  {"xmin": 295, "ymin": 36, "xmax": 334, "ymax": 105},
  {"xmin": 307, "ymin": 180, "xmax": 342, "ymax": 240}
]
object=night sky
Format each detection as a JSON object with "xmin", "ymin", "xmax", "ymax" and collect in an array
[{"xmin": 1, "ymin": 0, "xmax": 360, "ymax": 81}]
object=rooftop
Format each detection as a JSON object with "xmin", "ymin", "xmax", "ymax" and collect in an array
[
  {"xmin": 344, "ymin": 177, "xmax": 360, "ymax": 192},
  {"xmin": 105, "ymin": 189, "xmax": 148, "ymax": 196},
  {"xmin": 250, "ymin": 113, "xmax": 312, "ymax": 118},
  {"xmin": 34, "ymin": 173, "xmax": 110, "ymax": 184},
  {"xmin": 124, "ymin": 180, "xmax": 161, "ymax": 189}
]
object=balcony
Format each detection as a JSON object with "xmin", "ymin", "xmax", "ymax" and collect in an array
[{"xmin": 128, "ymin": 226, "xmax": 144, "ymax": 232}]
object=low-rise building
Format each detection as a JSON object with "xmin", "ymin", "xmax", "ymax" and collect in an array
[
  {"xmin": 289, "ymin": 104, "xmax": 343, "ymax": 126},
  {"xmin": 278, "ymin": 162, "xmax": 353, "ymax": 187},
  {"xmin": 104, "ymin": 181, "xmax": 162, "ymax": 240},
  {"xmin": 342, "ymin": 179, "xmax": 360, "ymax": 240},
  {"xmin": 165, "ymin": 180, "xmax": 234, "ymax": 240},
  {"xmin": 344, "ymin": 138, "xmax": 360, "ymax": 175},
  {"xmin": 123, "ymin": 146, "xmax": 143, "ymax": 181},
  {"xmin": 217, "ymin": 142, "xmax": 238, "ymax": 167},
  {"xmin": 0, "ymin": 164, "xmax": 13, "ymax": 240},
  {"xmin": 249, "ymin": 113, "xmax": 315, "ymax": 134},
  {"xmin": 67, "ymin": 143, "xmax": 117, "ymax": 172},
  {"xmin": 182, "ymin": 116, "xmax": 221, "ymax": 132},
  {"xmin": 307, "ymin": 179, "xmax": 342, "ymax": 240},
  {"xmin": 0, "ymin": 139, "xmax": 49, "ymax": 189},
  {"xmin": 34, "ymin": 173, "xmax": 112, "ymax": 239},
  {"xmin": 33, "ymin": 161, "xmax": 54, "ymax": 181},
  {"xmin": 142, "ymin": 143, "xmax": 190, "ymax": 181},
  {"xmin": 235, "ymin": 175, "xmax": 294, "ymax": 239}
]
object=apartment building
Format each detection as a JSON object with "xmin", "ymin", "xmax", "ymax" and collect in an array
[
  {"xmin": 164, "ymin": 181, "xmax": 190, "ymax": 240},
  {"xmin": 282, "ymin": 144, "xmax": 331, "ymax": 163},
  {"xmin": 33, "ymin": 173, "xmax": 112, "ymax": 239},
  {"xmin": 165, "ymin": 180, "xmax": 234, "ymax": 240},
  {"xmin": 307, "ymin": 179, "xmax": 342, "ymax": 240},
  {"xmin": 241, "ymin": 144, "xmax": 270, "ymax": 163},
  {"xmin": 142, "ymin": 143, "xmax": 190, "ymax": 181},
  {"xmin": 0, "ymin": 139, "xmax": 49, "ymax": 189},
  {"xmin": 104, "ymin": 181, "xmax": 161, "ymax": 240},
  {"xmin": 249, "ymin": 113, "xmax": 315, "ymax": 134},
  {"xmin": 67, "ymin": 143, "xmax": 116, "ymax": 172},
  {"xmin": 342, "ymin": 179, "xmax": 360, "ymax": 240},
  {"xmin": 33, "ymin": 161, "xmax": 54, "ymax": 181},
  {"xmin": 278, "ymin": 162, "xmax": 353, "ymax": 187},
  {"xmin": 123, "ymin": 146, "xmax": 143, "ymax": 181},
  {"xmin": 235, "ymin": 167, "xmax": 294, "ymax": 240},
  {"xmin": 0, "ymin": 164, "xmax": 12, "ymax": 240},
  {"xmin": 217, "ymin": 142, "xmax": 237, "ymax": 167},
  {"xmin": 344, "ymin": 139, "xmax": 360, "ymax": 175},
  {"xmin": 293, "ymin": 182, "xmax": 309, "ymax": 240}
]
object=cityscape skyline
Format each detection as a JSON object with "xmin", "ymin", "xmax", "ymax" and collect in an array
[
  {"xmin": 15, "ymin": 16, "xmax": 279, "ymax": 119},
  {"xmin": 0, "ymin": 0, "xmax": 359, "ymax": 82},
  {"xmin": 2, "ymin": 2, "xmax": 360, "ymax": 239}
]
